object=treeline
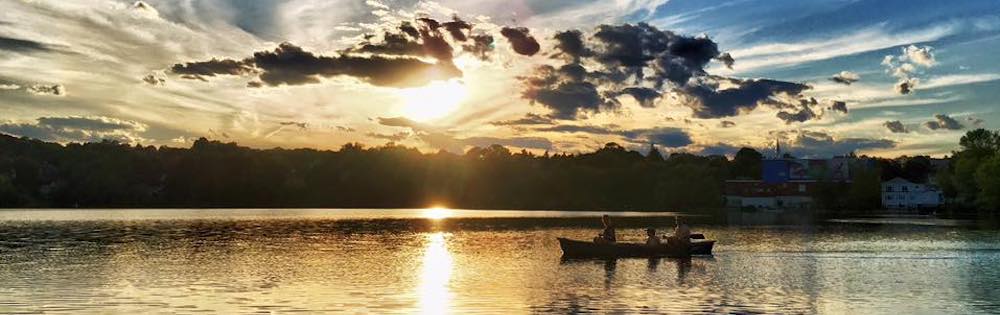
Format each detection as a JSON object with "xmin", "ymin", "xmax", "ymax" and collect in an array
[
  {"xmin": 2, "ymin": 129, "xmax": 995, "ymax": 213},
  {"xmin": 934, "ymin": 129, "xmax": 1000, "ymax": 212},
  {"xmin": 0, "ymin": 135, "xmax": 745, "ymax": 210}
]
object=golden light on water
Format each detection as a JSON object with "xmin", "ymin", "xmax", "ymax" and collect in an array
[
  {"xmin": 423, "ymin": 206, "xmax": 453, "ymax": 220},
  {"xmin": 419, "ymin": 232, "xmax": 453, "ymax": 314},
  {"xmin": 398, "ymin": 80, "xmax": 467, "ymax": 122}
]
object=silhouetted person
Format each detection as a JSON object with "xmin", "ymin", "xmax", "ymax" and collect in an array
[
  {"xmin": 645, "ymin": 228, "xmax": 661, "ymax": 246},
  {"xmin": 593, "ymin": 215, "xmax": 616, "ymax": 244},
  {"xmin": 668, "ymin": 217, "xmax": 691, "ymax": 247}
]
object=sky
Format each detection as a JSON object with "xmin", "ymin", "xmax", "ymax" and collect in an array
[{"xmin": 1, "ymin": 0, "xmax": 999, "ymax": 158}]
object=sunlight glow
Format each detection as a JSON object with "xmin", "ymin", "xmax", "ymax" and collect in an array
[
  {"xmin": 419, "ymin": 232, "xmax": 453, "ymax": 315},
  {"xmin": 423, "ymin": 206, "xmax": 453, "ymax": 220},
  {"xmin": 398, "ymin": 80, "xmax": 468, "ymax": 122}
]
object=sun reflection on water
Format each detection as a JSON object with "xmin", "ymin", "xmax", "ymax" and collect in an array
[{"xmin": 419, "ymin": 232, "xmax": 453, "ymax": 314}]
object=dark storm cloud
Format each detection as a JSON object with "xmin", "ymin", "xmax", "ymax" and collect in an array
[
  {"xmin": 500, "ymin": 27, "xmax": 540, "ymax": 56},
  {"xmin": 884, "ymin": 120, "xmax": 907, "ymax": 133},
  {"xmin": 682, "ymin": 78, "xmax": 810, "ymax": 119},
  {"xmin": 520, "ymin": 22, "xmax": 811, "ymax": 121},
  {"xmin": 171, "ymin": 58, "xmax": 253, "ymax": 77},
  {"xmin": 551, "ymin": 30, "xmax": 590, "ymax": 61},
  {"xmin": 0, "ymin": 36, "xmax": 54, "ymax": 53},
  {"xmin": 830, "ymin": 71, "xmax": 860, "ymax": 85},
  {"xmin": 611, "ymin": 87, "xmax": 661, "ymax": 107},
  {"xmin": 924, "ymin": 114, "xmax": 963, "ymax": 130},
  {"xmin": 624, "ymin": 127, "xmax": 692, "ymax": 147},
  {"xmin": 782, "ymin": 130, "xmax": 895, "ymax": 158},
  {"xmin": 352, "ymin": 32, "xmax": 426, "ymax": 57},
  {"xmin": 441, "ymin": 17, "xmax": 472, "ymax": 42},
  {"xmin": 174, "ymin": 43, "xmax": 461, "ymax": 88},
  {"xmin": 828, "ymin": 101, "xmax": 848, "ymax": 114},
  {"xmin": 715, "ymin": 53, "xmax": 734, "ymax": 69},
  {"xmin": 776, "ymin": 106, "xmax": 816, "ymax": 124},
  {"xmin": 399, "ymin": 22, "xmax": 420, "ymax": 38},
  {"xmin": 895, "ymin": 79, "xmax": 914, "ymax": 95},
  {"xmin": 490, "ymin": 113, "xmax": 554, "ymax": 126}
]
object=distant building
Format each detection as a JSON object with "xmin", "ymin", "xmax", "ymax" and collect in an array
[
  {"xmin": 724, "ymin": 179, "xmax": 818, "ymax": 210},
  {"xmin": 881, "ymin": 177, "xmax": 943, "ymax": 210},
  {"xmin": 725, "ymin": 157, "xmax": 859, "ymax": 210}
]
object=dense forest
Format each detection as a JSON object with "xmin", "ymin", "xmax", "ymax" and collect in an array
[{"xmin": 0, "ymin": 129, "xmax": 996, "ymax": 213}]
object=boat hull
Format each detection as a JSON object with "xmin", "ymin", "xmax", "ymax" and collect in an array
[{"xmin": 557, "ymin": 237, "xmax": 715, "ymax": 258}]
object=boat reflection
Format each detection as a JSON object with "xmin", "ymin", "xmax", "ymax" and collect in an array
[{"xmin": 419, "ymin": 232, "xmax": 453, "ymax": 314}]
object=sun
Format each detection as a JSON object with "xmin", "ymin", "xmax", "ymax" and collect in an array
[
  {"xmin": 422, "ymin": 206, "xmax": 452, "ymax": 220},
  {"xmin": 398, "ymin": 80, "xmax": 468, "ymax": 122}
]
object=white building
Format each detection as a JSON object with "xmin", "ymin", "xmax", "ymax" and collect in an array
[{"xmin": 881, "ymin": 177, "xmax": 943, "ymax": 210}]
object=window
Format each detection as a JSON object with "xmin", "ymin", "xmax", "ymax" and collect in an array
[
  {"xmin": 887, "ymin": 195, "xmax": 892, "ymax": 200},
  {"xmin": 901, "ymin": 186, "xmax": 908, "ymax": 192},
  {"xmin": 886, "ymin": 186, "xmax": 894, "ymax": 192}
]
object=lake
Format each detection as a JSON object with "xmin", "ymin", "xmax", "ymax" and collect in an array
[{"xmin": 1, "ymin": 209, "xmax": 998, "ymax": 314}]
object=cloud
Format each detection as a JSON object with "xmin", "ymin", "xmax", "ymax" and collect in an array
[
  {"xmin": 720, "ymin": 120, "xmax": 735, "ymax": 128},
  {"xmin": 776, "ymin": 102, "xmax": 817, "ymax": 124},
  {"xmin": 0, "ymin": 36, "xmax": 54, "ymax": 53},
  {"xmin": 625, "ymin": 127, "xmax": 693, "ymax": 147},
  {"xmin": 500, "ymin": 27, "xmax": 540, "ymax": 56},
  {"xmin": 681, "ymin": 78, "xmax": 811, "ymax": 119},
  {"xmin": 376, "ymin": 116, "xmax": 434, "ymax": 132},
  {"xmin": 694, "ymin": 143, "xmax": 741, "ymax": 156},
  {"xmin": 715, "ymin": 52, "xmax": 734, "ymax": 69},
  {"xmin": 419, "ymin": 132, "xmax": 553, "ymax": 152},
  {"xmin": 966, "ymin": 116, "xmax": 985, "ymax": 127},
  {"xmin": 520, "ymin": 23, "xmax": 812, "ymax": 121},
  {"xmin": 26, "ymin": 84, "xmax": 65, "ymax": 96},
  {"xmin": 366, "ymin": 131, "xmax": 410, "ymax": 142},
  {"xmin": 779, "ymin": 130, "xmax": 895, "ymax": 158},
  {"xmin": 902, "ymin": 45, "xmax": 936, "ymax": 67},
  {"xmin": 0, "ymin": 116, "xmax": 148, "ymax": 144},
  {"xmin": 883, "ymin": 45, "xmax": 935, "ymax": 95},
  {"xmin": 490, "ymin": 113, "xmax": 555, "ymax": 126},
  {"xmin": 174, "ymin": 42, "xmax": 462, "ymax": 88},
  {"xmin": 537, "ymin": 124, "xmax": 692, "ymax": 147},
  {"xmin": 171, "ymin": 58, "xmax": 254, "ymax": 77},
  {"xmin": 142, "ymin": 74, "xmax": 165, "ymax": 85},
  {"xmin": 279, "ymin": 121, "xmax": 307, "ymax": 129},
  {"xmin": 884, "ymin": 120, "xmax": 907, "ymax": 133},
  {"xmin": 0, "ymin": 83, "xmax": 20, "ymax": 90},
  {"xmin": 828, "ymin": 100, "xmax": 848, "ymax": 114},
  {"xmin": 830, "ymin": 71, "xmax": 859, "ymax": 85},
  {"xmin": 924, "ymin": 114, "xmax": 963, "ymax": 130}
]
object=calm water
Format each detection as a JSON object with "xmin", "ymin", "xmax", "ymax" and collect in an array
[{"xmin": 1, "ymin": 209, "xmax": 999, "ymax": 314}]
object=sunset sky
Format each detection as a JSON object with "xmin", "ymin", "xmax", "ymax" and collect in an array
[{"xmin": 1, "ymin": 0, "xmax": 998, "ymax": 157}]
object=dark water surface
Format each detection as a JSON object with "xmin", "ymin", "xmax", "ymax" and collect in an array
[{"xmin": 1, "ymin": 209, "xmax": 999, "ymax": 314}]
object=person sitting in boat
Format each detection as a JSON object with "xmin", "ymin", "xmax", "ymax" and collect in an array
[
  {"xmin": 593, "ymin": 215, "xmax": 616, "ymax": 244},
  {"xmin": 645, "ymin": 228, "xmax": 661, "ymax": 246},
  {"xmin": 668, "ymin": 217, "xmax": 691, "ymax": 246}
]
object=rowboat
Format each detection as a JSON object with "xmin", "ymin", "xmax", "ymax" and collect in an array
[{"xmin": 557, "ymin": 237, "xmax": 715, "ymax": 258}]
